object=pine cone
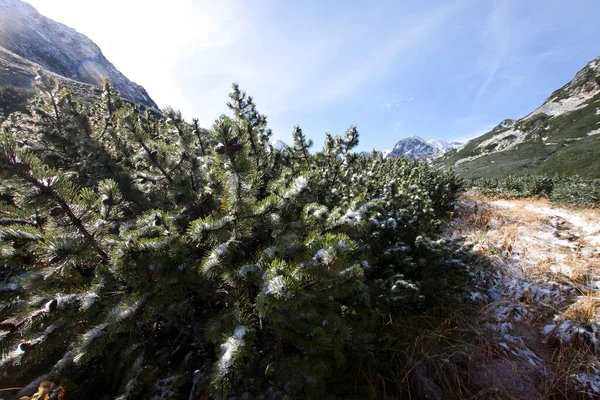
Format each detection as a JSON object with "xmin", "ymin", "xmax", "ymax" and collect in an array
[{"xmin": 214, "ymin": 137, "xmax": 243, "ymax": 156}]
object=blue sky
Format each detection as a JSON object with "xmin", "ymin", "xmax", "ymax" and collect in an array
[{"xmin": 26, "ymin": 0, "xmax": 600, "ymax": 152}]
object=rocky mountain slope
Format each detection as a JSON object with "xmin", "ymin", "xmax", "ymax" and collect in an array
[
  {"xmin": 384, "ymin": 136, "xmax": 463, "ymax": 159},
  {"xmin": 439, "ymin": 57, "xmax": 600, "ymax": 179},
  {"xmin": 0, "ymin": 0, "xmax": 157, "ymax": 110}
]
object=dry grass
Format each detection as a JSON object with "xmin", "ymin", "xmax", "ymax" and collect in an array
[
  {"xmin": 351, "ymin": 306, "xmax": 482, "ymax": 399},
  {"xmin": 446, "ymin": 193, "xmax": 600, "ymax": 398},
  {"xmin": 561, "ymin": 294, "xmax": 600, "ymax": 323}
]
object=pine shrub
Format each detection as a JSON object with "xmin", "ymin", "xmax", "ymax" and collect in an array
[
  {"xmin": 473, "ymin": 175, "xmax": 599, "ymax": 208},
  {"xmin": 0, "ymin": 75, "xmax": 465, "ymax": 398}
]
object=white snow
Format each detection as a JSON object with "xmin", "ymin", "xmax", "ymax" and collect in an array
[
  {"xmin": 81, "ymin": 292, "xmax": 98, "ymax": 310},
  {"xmin": 525, "ymin": 85, "xmax": 599, "ymax": 119},
  {"xmin": 80, "ymin": 323, "xmax": 108, "ymax": 347},
  {"xmin": 491, "ymin": 200, "xmax": 516, "ymax": 209},
  {"xmin": 384, "ymin": 136, "xmax": 462, "ymax": 159},
  {"xmin": 0, "ymin": 346, "xmax": 25, "ymax": 367},
  {"xmin": 118, "ymin": 299, "xmax": 144, "ymax": 320},
  {"xmin": 292, "ymin": 176, "xmax": 308, "ymax": 194},
  {"xmin": 476, "ymin": 128, "xmax": 528, "ymax": 153},
  {"xmin": 264, "ymin": 275, "xmax": 292, "ymax": 299},
  {"xmin": 523, "ymin": 204, "xmax": 600, "ymax": 246},
  {"xmin": 541, "ymin": 324, "xmax": 556, "ymax": 335},
  {"xmin": 588, "ymin": 128, "xmax": 600, "ymax": 136},
  {"xmin": 218, "ymin": 326, "xmax": 247, "ymax": 373}
]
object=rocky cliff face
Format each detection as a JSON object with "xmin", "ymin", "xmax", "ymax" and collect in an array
[
  {"xmin": 0, "ymin": 0, "xmax": 157, "ymax": 109},
  {"xmin": 439, "ymin": 56, "xmax": 600, "ymax": 179}
]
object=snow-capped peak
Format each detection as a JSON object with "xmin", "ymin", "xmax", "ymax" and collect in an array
[
  {"xmin": 385, "ymin": 136, "xmax": 463, "ymax": 159},
  {"xmin": 269, "ymin": 139, "xmax": 288, "ymax": 151}
]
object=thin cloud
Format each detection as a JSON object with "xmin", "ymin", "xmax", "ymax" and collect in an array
[
  {"xmin": 380, "ymin": 97, "xmax": 415, "ymax": 108},
  {"xmin": 475, "ymin": 0, "xmax": 512, "ymax": 101},
  {"xmin": 312, "ymin": 2, "xmax": 465, "ymax": 106}
]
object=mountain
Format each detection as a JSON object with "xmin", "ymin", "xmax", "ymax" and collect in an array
[
  {"xmin": 0, "ymin": 0, "xmax": 157, "ymax": 110},
  {"xmin": 427, "ymin": 139, "xmax": 464, "ymax": 155},
  {"xmin": 269, "ymin": 139, "xmax": 288, "ymax": 151},
  {"xmin": 439, "ymin": 56, "xmax": 600, "ymax": 179},
  {"xmin": 385, "ymin": 136, "xmax": 463, "ymax": 159}
]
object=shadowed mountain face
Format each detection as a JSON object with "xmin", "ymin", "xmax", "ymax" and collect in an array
[
  {"xmin": 439, "ymin": 56, "xmax": 600, "ymax": 179},
  {"xmin": 0, "ymin": 0, "xmax": 157, "ymax": 109}
]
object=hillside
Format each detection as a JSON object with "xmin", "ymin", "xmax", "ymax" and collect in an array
[
  {"xmin": 439, "ymin": 57, "xmax": 600, "ymax": 179},
  {"xmin": 0, "ymin": 46, "xmax": 104, "ymax": 115},
  {"xmin": 0, "ymin": 0, "xmax": 157, "ymax": 111}
]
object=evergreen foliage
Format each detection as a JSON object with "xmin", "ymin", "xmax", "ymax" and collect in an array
[
  {"xmin": 473, "ymin": 175, "xmax": 600, "ymax": 208},
  {"xmin": 0, "ymin": 74, "xmax": 464, "ymax": 398}
]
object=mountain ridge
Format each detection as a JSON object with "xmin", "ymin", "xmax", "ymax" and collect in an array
[
  {"xmin": 438, "ymin": 56, "xmax": 600, "ymax": 179},
  {"xmin": 0, "ymin": 0, "xmax": 157, "ymax": 109},
  {"xmin": 383, "ymin": 136, "xmax": 463, "ymax": 159}
]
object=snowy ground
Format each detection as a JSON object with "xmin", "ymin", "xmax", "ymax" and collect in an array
[{"xmin": 448, "ymin": 196, "xmax": 600, "ymax": 398}]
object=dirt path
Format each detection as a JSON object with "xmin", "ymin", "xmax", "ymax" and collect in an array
[{"xmin": 450, "ymin": 196, "xmax": 600, "ymax": 399}]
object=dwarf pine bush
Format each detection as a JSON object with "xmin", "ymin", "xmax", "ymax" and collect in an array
[
  {"xmin": 473, "ymin": 175, "xmax": 599, "ymax": 208},
  {"xmin": 0, "ymin": 75, "xmax": 465, "ymax": 398}
]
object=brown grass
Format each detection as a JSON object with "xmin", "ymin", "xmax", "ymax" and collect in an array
[{"xmin": 446, "ymin": 193, "xmax": 600, "ymax": 398}]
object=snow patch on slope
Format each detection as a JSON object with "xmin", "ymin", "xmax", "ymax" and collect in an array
[
  {"xmin": 476, "ymin": 128, "xmax": 528, "ymax": 153},
  {"xmin": 526, "ymin": 91, "xmax": 597, "ymax": 119}
]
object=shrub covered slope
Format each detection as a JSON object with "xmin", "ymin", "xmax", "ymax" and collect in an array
[{"xmin": 0, "ymin": 76, "xmax": 464, "ymax": 398}]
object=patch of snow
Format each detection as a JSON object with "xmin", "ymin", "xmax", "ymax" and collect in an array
[
  {"xmin": 524, "ymin": 204, "xmax": 600, "ymax": 241},
  {"xmin": 491, "ymin": 200, "xmax": 516, "ymax": 209},
  {"xmin": 218, "ymin": 326, "xmax": 247, "ymax": 373},
  {"xmin": 81, "ymin": 292, "xmax": 98, "ymax": 310},
  {"xmin": 118, "ymin": 299, "xmax": 144, "ymax": 320},
  {"xmin": 571, "ymin": 371, "xmax": 600, "ymax": 396},
  {"xmin": 542, "ymin": 324, "xmax": 556, "ymax": 335},
  {"xmin": 525, "ymin": 87, "xmax": 599, "ymax": 119},
  {"xmin": 290, "ymin": 176, "xmax": 308, "ymax": 195},
  {"xmin": 549, "ymin": 264, "xmax": 574, "ymax": 277},
  {"xmin": 79, "ymin": 323, "xmax": 108, "ymax": 350},
  {"xmin": 263, "ymin": 275, "xmax": 292, "ymax": 299},
  {"xmin": 314, "ymin": 248, "xmax": 334, "ymax": 265},
  {"xmin": 454, "ymin": 154, "xmax": 485, "ymax": 165},
  {"xmin": 588, "ymin": 128, "xmax": 600, "ymax": 136},
  {"xmin": 476, "ymin": 128, "xmax": 528, "ymax": 153}
]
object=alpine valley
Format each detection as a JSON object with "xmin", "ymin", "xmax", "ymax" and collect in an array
[{"xmin": 2, "ymin": 1, "xmax": 600, "ymax": 399}]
